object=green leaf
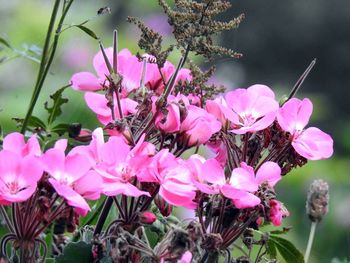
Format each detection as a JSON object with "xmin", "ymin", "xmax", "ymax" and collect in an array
[
  {"xmin": 45, "ymin": 258, "xmax": 55, "ymax": 263},
  {"xmin": 13, "ymin": 116, "xmax": 46, "ymax": 130},
  {"xmin": 266, "ymin": 239, "xmax": 277, "ymax": 259},
  {"xmin": 45, "ymin": 85, "xmax": 69, "ymax": 125},
  {"xmin": 50, "ymin": 123, "xmax": 70, "ymax": 136},
  {"xmin": 56, "ymin": 241, "xmax": 92, "ymax": 263},
  {"xmin": 269, "ymin": 235, "xmax": 305, "ymax": 263},
  {"xmin": 76, "ymin": 25, "xmax": 99, "ymax": 40},
  {"xmin": 0, "ymin": 37, "xmax": 12, "ymax": 49},
  {"xmin": 270, "ymin": 227, "xmax": 292, "ymax": 235},
  {"xmin": 331, "ymin": 258, "xmax": 350, "ymax": 263}
]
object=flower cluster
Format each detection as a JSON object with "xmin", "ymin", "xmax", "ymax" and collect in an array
[{"xmin": 0, "ymin": 46, "xmax": 333, "ymax": 262}]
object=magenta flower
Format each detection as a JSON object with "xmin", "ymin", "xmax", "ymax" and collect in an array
[
  {"xmin": 269, "ymin": 199, "xmax": 289, "ymax": 226},
  {"xmin": 220, "ymin": 84, "xmax": 279, "ymax": 134},
  {"xmin": 42, "ymin": 147, "xmax": 97, "ymax": 216},
  {"xmin": 139, "ymin": 150, "xmax": 197, "ymax": 208},
  {"xmin": 180, "ymin": 105, "xmax": 221, "ymax": 146},
  {"xmin": 0, "ymin": 151, "xmax": 43, "ymax": 205},
  {"xmin": 277, "ymin": 98, "xmax": 333, "ymax": 160},
  {"xmin": 153, "ymin": 96, "xmax": 181, "ymax": 133},
  {"xmin": 198, "ymin": 159, "xmax": 281, "ymax": 208},
  {"xmin": 95, "ymin": 136, "xmax": 151, "ymax": 198},
  {"xmin": 84, "ymin": 92, "xmax": 138, "ymax": 125},
  {"xmin": 71, "ymin": 48, "xmax": 158, "ymax": 95},
  {"xmin": 147, "ymin": 61, "xmax": 191, "ymax": 95},
  {"xmin": 2, "ymin": 132, "xmax": 41, "ymax": 157}
]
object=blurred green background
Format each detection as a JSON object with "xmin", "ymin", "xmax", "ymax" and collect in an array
[{"xmin": 0, "ymin": 0, "xmax": 349, "ymax": 262}]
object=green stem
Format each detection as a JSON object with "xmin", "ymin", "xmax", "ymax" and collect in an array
[
  {"xmin": 304, "ymin": 221, "xmax": 317, "ymax": 263},
  {"xmin": 21, "ymin": 0, "xmax": 74, "ymax": 134}
]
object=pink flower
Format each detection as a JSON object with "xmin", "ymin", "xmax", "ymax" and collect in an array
[
  {"xmin": 84, "ymin": 92, "xmax": 138, "ymax": 125},
  {"xmin": 0, "ymin": 150, "xmax": 43, "ymax": 205},
  {"xmin": 147, "ymin": 61, "xmax": 192, "ymax": 95},
  {"xmin": 2, "ymin": 132, "xmax": 41, "ymax": 157},
  {"xmin": 198, "ymin": 159, "xmax": 281, "ymax": 208},
  {"xmin": 42, "ymin": 147, "xmax": 97, "ymax": 216},
  {"xmin": 70, "ymin": 48, "xmax": 158, "ymax": 95},
  {"xmin": 180, "ymin": 105, "xmax": 222, "ymax": 146},
  {"xmin": 269, "ymin": 199, "xmax": 289, "ymax": 226},
  {"xmin": 277, "ymin": 98, "xmax": 333, "ymax": 160},
  {"xmin": 152, "ymin": 96, "xmax": 181, "ymax": 133},
  {"xmin": 219, "ymin": 84, "xmax": 279, "ymax": 134},
  {"xmin": 95, "ymin": 136, "xmax": 151, "ymax": 198},
  {"xmin": 139, "ymin": 150, "xmax": 197, "ymax": 208}
]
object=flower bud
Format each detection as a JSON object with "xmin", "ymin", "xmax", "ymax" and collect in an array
[
  {"xmin": 155, "ymin": 194, "xmax": 173, "ymax": 217},
  {"xmin": 139, "ymin": 211, "xmax": 157, "ymax": 225},
  {"xmin": 306, "ymin": 179, "xmax": 329, "ymax": 222}
]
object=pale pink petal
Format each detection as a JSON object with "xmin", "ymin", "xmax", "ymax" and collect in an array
[
  {"xmin": 25, "ymin": 135, "xmax": 42, "ymax": 156},
  {"xmin": 54, "ymin": 139, "xmax": 68, "ymax": 151},
  {"xmin": 93, "ymin": 47, "xmax": 113, "ymax": 79},
  {"xmin": 221, "ymin": 185, "xmax": 260, "ymax": 208},
  {"xmin": 200, "ymin": 159, "xmax": 226, "ymax": 185},
  {"xmin": 179, "ymin": 251, "xmax": 192, "ymax": 263},
  {"xmin": 255, "ymin": 161, "xmax": 281, "ymax": 187},
  {"xmin": 74, "ymin": 170, "xmax": 102, "ymax": 200},
  {"xmin": 70, "ymin": 72, "xmax": 102, "ymax": 91},
  {"xmin": 0, "ymin": 151, "xmax": 20, "ymax": 178},
  {"xmin": 42, "ymin": 149, "xmax": 65, "ymax": 175},
  {"xmin": 103, "ymin": 181, "xmax": 150, "ymax": 197},
  {"xmin": 65, "ymin": 154, "xmax": 91, "ymax": 180},
  {"xmin": 2, "ymin": 132, "xmax": 25, "ymax": 156},
  {"xmin": 20, "ymin": 156, "xmax": 43, "ymax": 184},
  {"xmin": 49, "ymin": 178, "xmax": 90, "ymax": 216},
  {"xmin": 101, "ymin": 136, "xmax": 130, "ymax": 164},
  {"xmin": 0, "ymin": 185, "xmax": 37, "ymax": 203},
  {"xmin": 230, "ymin": 167, "xmax": 258, "ymax": 192},
  {"xmin": 248, "ymin": 84, "xmax": 275, "ymax": 98},
  {"xmin": 84, "ymin": 92, "xmax": 110, "ymax": 117},
  {"xmin": 292, "ymin": 127, "xmax": 333, "ymax": 160},
  {"xmin": 160, "ymin": 180, "xmax": 196, "ymax": 207},
  {"xmin": 278, "ymin": 98, "xmax": 313, "ymax": 134}
]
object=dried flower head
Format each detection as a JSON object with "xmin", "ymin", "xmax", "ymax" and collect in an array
[{"xmin": 306, "ymin": 179, "xmax": 329, "ymax": 222}]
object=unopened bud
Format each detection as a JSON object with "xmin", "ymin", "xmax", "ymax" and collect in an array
[
  {"xmin": 140, "ymin": 211, "xmax": 157, "ymax": 225},
  {"xmin": 155, "ymin": 194, "xmax": 173, "ymax": 217},
  {"xmin": 306, "ymin": 179, "xmax": 329, "ymax": 222}
]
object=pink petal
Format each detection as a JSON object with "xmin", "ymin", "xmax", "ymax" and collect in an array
[
  {"xmin": 54, "ymin": 139, "xmax": 68, "ymax": 151},
  {"xmin": 101, "ymin": 136, "xmax": 130, "ymax": 165},
  {"xmin": 248, "ymin": 84, "xmax": 275, "ymax": 98},
  {"xmin": 65, "ymin": 154, "xmax": 91, "ymax": 180},
  {"xmin": 255, "ymin": 161, "xmax": 281, "ymax": 187},
  {"xmin": 103, "ymin": 181, "xmax": 150, "ymax": 197},
  {"xmin": 278, "ymin": 98, "xmax": 313, "ymax": 134},
  {"xmin": 180, "ymin": 251, "xmax": 192, "ymax": 263},
  {"xmin": 0, "ymin": 151, "xmax": 20, "ymax": 178},
  {"xmin": 84, "ymin": 92, "xmax": 110, "ymax": 117},
  {"xmin": 201, "ymin": 159, "xmax": 226, "ymax": 185},
  {"xmin": 0, "ymin": 185, "xmax": 37, "ymax": 203},
  {"xmin": 160, "ymin": 180, "xmax": 196, "ymax": 207},
  {"xmin": 20, "ymin": 156, "xmax": 43, "ymax": 184},
  {"xmin": 42, "ymin": 149, "xmax": 65, "ymax": 176},
  {"xmin": 221, "ymin": 185, "xmax": 260, "ymax": 208},
  {"xmin": 2, "ymin": 132, "xmax": 25, "ymax": 156},
  {"xmin": 93, "ymin": 47, "xmax": 113, "ymax": 79},
  {"xmin": 229, "ymin": 167, "xmax": 258, "ymax": 192},
  {"xmin": 292, "ymin": 127, "xmax": 334, "ymax": 160},
  {"xmin": 74, "ymin": 170, "xmax": 102, "ymax": 200},
  {"xmin": 49, "ymin": 178, "xmax": 90, "ymax": 216},
  {"xmin": 70, "ymin": 72, "xmax": 102, "ymax": 91}
]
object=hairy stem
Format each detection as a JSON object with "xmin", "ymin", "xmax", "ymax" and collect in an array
[{"xmin": 304, "ymin": 221, "xmax": 317, "ymax": 263}]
